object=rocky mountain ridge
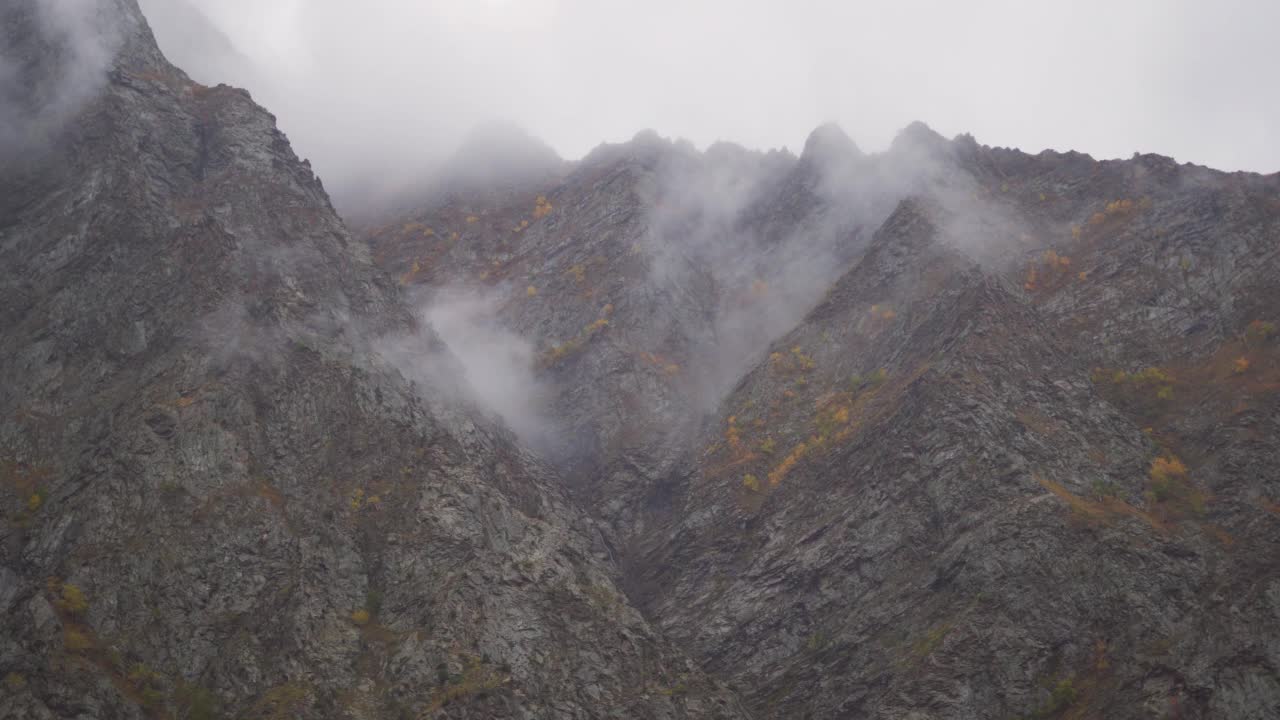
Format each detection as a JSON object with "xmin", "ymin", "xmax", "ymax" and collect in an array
[
  {"xmin": 0, "ymin": 2, "xmax": 743, "ymax": 718},
  {"xmin": 367, "ymin": 107, "xmax": 1280, "ymax": 718},
  {"xmin": 2, "ymin": 1, "xmax": 1279, "ymax": 718}
]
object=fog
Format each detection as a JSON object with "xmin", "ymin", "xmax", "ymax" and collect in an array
[
  {"xmin": 380, "ymin": 288, "xmax": 556, "ymax": 451},
  {"xmin": 9, "ymin": 0, "xmax": 1277, "ymax": 462},
  {"xmin": 632, "ymin": 121, "xmax": 1027, "ymax": 413},
  {"xmin": 0, "ymin": 0, "xmax": 123, "ymax": 160},
  {"xmin": 139, "ymin": 0, "xmax": 1280, "ymax": 213},
  {"xmin": 0, "ymin": 0, "xmax": 1269, "ymax": 490}
]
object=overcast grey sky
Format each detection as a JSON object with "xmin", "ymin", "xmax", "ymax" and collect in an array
[{"xmin": 140, "ymin": 0, "xmax": 1279, "ymax": 198}]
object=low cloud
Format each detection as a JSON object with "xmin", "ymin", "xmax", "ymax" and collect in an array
[
  {"xmin": 374, "ymin": 287, "xmax": 557, "ymax": 452},
  {"xmin": 0, "ymin": 0, "xmax": 124, "ymax": 160},
  {"xmin": 136, "ymin": 0, "xmax": 1277, "ymax": 217}
]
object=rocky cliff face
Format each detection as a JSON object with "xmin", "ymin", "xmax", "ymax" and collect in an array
[
  {"xmin": 4, "ymin": 1, "xmax": 1279, "ymax": 718},
  {"xmin": 637, "ymin": 183, "xmax": 1280, "ymax": 718},
  {"xmin": 369, "ymin": 116, "xmax": 1280, "ymax": 719},
  {"xmin": 0, "ymin": 2, "xmax": 743, "ymax": 718}
]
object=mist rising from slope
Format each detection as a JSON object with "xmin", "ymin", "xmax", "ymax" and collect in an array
[
  {"xmin": 635, "ymin": 124, "xmax": 998, "ymax": 409},
  {"xmin": 420, "ymin": 290, "xmax": 555, "ymax": 449},
  {"xmin": 360, "ymin": 123, "xmax": 1038, "ymax": 458},
  {"xmin": 373, "ymin": 288, "xmax": 558, "ymax": 453},
  {"xmin": 0, "ymin": 0, "xmax": 122, "ymax": 160}
]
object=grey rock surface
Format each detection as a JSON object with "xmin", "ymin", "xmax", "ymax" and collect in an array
[
  {"xmin": 0, "ymin": 2, "xmax": 743, "ymax": 717},
  {"xmin": 4, "ymin": 0, "xmax": 1280, "ymax": 718},
  {"xmin": 371, "ymin": 110, "xmax": 1280, "ymax": 719}
]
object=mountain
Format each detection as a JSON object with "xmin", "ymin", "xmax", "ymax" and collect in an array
[
  {"xmin": 4, "ymin": 1, "xmax": 1280, "ymax": 719},
  {"xmin": 366, "ymin": 123, "xmax": 1280, "ymax": 718},
  {"xmin": 0, "ymin": 2, "xmax": 743, "ymax": 718}
]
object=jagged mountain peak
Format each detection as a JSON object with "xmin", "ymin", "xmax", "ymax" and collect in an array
[
  {"xmin": 441, "ymin": 121, "xmax": 564, "ymax": 185},
  {"xmin": 705, "ymin": 139, "xmax": 796, "ymax": 165},
  {"xmin": 890, "ymin": 118, "xmax": 949, "ymax": 152},
  {"xmin": 800, "ymin": 121, "xmax": 862, "ymax": 163},
  {"xmin": 576, "ymin": 127, "xmax": 691, "ymax": 170}
]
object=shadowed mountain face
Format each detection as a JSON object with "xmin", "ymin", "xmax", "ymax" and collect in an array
[{"xmin": 4, "ymin": 1, "xmax": 1280, "ymax": 719}]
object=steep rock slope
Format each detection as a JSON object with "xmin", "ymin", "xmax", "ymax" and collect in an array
[
  {"xmin": 7, "ymin": 0, "xmax": 1278, "ymax": 717},
  {"xmin": 367, "ymin": 133, "xmax": 786, "ymax": 538},
  {"xmin": 0, "ymin": 2, "xmax": 744, "ymax": 718},
  {"xmin": 370, "ymin": 119, "xmax": 1280, "ymax": 718},
  {"xmin": 366, "ymin": 127, "xmax": 929, "ymax": 540},
  {"xmin": 634, "ymin": 147, "xmax": 1280, "ymax": 717}
]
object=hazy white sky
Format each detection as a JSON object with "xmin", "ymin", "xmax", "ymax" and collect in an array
[{"xmin": 140, "ymin": 0, "xmax": 1279, "ymax": 196}]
